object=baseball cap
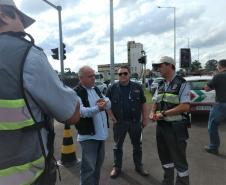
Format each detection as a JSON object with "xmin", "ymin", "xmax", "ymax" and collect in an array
[
  {"xmin": 153, "ymin": 56, "xmax": 176, "ymax": 66},
  {"xmin": 0, "ymin": 0, "xmax": 35, "ymax": 28}
]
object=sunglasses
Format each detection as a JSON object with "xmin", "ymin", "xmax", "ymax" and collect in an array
[{"xmin": 118, "ymin": 72, "xmax": 128, "ymax": 76}]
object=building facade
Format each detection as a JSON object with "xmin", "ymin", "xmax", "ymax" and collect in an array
[
  {"xmin": 97, "ymin": 41, "xmax": 144, "ymax": 80},
  {"xmin": 127, "ymin": 41, "xmax": 143, "ymax": 75}
]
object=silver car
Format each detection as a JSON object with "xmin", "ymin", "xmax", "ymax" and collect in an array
[
  {"xmin": 150, "ymin": 77, "xmax": 164, "ymax": 95},
  {"xmin": 95, "ymin": 81, "xmax": 108, "ymax": 95}
]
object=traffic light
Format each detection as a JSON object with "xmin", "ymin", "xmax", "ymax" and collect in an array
[
  {"xmin": 51, "ymin": 43, "xmax": 66, "ymax": 60},
  {"xmin": 63, "ymin": 43, "xmax": 66, "ymax": 60},
  {"xmin": 51, "ymin": 47, "xmax": 59, "ymax": 60},
  {"xmin": 138, "ymin": 56, "xmax": 147, "ymax": 64},
  {"xmin": 180, "ymin": 48, "xmax": 191, "ymax": 68}
]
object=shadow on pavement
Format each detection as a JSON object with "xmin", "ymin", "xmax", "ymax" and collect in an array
[{"xmin": 120, "ymin": 172, "xmax": 161, "ymax": 185}]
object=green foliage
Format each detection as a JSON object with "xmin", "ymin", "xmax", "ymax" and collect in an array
[
  {"xmin": 144, "ymin": 88, "xmax": 152, "ymax": 104},
  {"xmin": 205, "ymin": 59, "xmax": 217, "ymax": 71},
  {"xmin": 191, "ymin": 60, "xmax": 202, "ymax": 72}
]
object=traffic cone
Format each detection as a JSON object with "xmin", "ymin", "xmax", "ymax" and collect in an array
[{"xmin": 58, "ymin": 124, "xmax": 79, "ymax": 167}]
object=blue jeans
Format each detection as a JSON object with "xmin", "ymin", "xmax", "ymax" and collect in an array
[
  {"xmin": 208, "ymin": 103, "xmax": 226, "ymax": 149},
  {"xmin": 79, "ymin": 140, "xmax": 105, "ymax": 185}
]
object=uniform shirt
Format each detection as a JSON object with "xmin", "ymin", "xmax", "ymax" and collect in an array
[
  {"xmin": 152, "ymin": 74, "xmax": 190, "ymax": 104},
  {"xmin": 23, "ymin": 46, "xmax": 79, "ymax": 152},
  {"xmin": 77, "ymin": 87, "xmax": 111, "ymax": 142},
  {"xmin": 207, "ymin": 71, "xmax": 226, "ymax": 102}
]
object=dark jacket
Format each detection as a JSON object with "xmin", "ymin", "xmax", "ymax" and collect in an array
[
  {"xmin": 106, "ymin": 81, "xmax": 146, "ymax": 123},
  {"xmin": 74, "ymin": 84, "xmax": 107, "ymax": 135}
]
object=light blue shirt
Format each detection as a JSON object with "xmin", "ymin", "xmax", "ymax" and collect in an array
[
  {"xmin": 77, "ymin": 87, "xmax": 111, "ymax": 142},
  {"xmin": 23, "ymin": 46, "xmax": 79, "ymax": 153}
]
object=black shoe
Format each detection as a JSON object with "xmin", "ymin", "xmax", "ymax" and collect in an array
[
  {"xmin": 110, "ymin": 167, "xmax": 121, "ymax": 178},
  {"xmin": 204, "ymin": 146, "xmax": 219, "ymax": 155},
  {"xmin": 135, "ymin": 167, "xmax": 149, "ymax": 176}
]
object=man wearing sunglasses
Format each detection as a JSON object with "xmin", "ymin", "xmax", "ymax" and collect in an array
[{"xmin": 106, "ymin": 65, "xmax": 149, "ymax": 178}]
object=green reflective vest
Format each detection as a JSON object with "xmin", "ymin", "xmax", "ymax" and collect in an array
[
  {"xmin": 0, "ymin": 32, "xmax": 45, "ymax": 185},
  {"xmin": 156, "ymin": 75, "xmax": 185, "ymax": 122}
]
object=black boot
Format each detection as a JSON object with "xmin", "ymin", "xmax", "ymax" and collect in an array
[
  {"xmin": 175, "ymin": 176, "xmax": 189, "ymax": 185},
  {"xmin": 162, "ymin": 167, "xmax": 174, "ymax": 185}
]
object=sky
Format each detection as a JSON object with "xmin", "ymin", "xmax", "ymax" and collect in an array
[{"xmin": 15, "ymin": 0, "xmax": 226, "ymax": 73}]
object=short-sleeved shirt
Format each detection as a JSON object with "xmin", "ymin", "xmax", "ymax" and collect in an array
[
  {"xmin": 207, "ymin": 71, "xmax": 226, "ymax": 102},
  {"xmin": 23, "ymin": 46, "xmax": 78, "ymax": 122}
]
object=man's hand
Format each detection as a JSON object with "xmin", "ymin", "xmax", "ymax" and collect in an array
[
  {"xmin": 96, "ymin": 98, "xmax": 107, "ymax": 111},
  {"xmin": 142, "ymin": 118, "xmax": 148, "ymax": 128},
  {"xmin": 149, "ymin": 112, "xmax": 164, "ymax": 121},
  {"xmin": 68, "ymin": 102, "xmax": 80, "ymax": 124}
]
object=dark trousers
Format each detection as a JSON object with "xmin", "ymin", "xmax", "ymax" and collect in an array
[
  {"xmin": 112, "ymin": 121, "xmax": 142, "ymax": 169},
  {"xmin": 156, "ymin": 121, "xmax": 189, "ymax": 185}
]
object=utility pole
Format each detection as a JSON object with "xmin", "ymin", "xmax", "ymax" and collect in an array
[
  {"xmin": 42, "ymin": 0, "xmax": 64, "ymax": 79},
  {"xmin": 110, "ymin": 0, "xmax": 115, "ymax": 84},
  {"xmin": 158, "ymin": 6, "xmax": 176, "ymax": 63}
]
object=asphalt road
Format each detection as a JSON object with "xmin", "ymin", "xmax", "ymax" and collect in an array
[{"xmin": 54, "ymin": 115, "xmax": 226, "ymax": 185}]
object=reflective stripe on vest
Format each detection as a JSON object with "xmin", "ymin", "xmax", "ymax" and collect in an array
[
  {"xmin": 0, "ymin": 156, "xmax": 45, "ymax": 185},
  {"xmin": 156, "ymin": 93, "xmax": 180, "ymax": 104},
  {"xmin": 0, "ymin": 99, "xmax": 35, "ymax": 130},
  {"xmin": 156, "ymin": 93, "xmax": 182, "ymax": 121}
]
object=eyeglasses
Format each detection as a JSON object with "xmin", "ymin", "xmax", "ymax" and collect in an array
[
  {"xmin": 118, "ymin": 72, "xmax": 128, "ymax": 76},
  {"xmin": 87, "ymin": 74, "xmax": 95, "ymax": 78}
]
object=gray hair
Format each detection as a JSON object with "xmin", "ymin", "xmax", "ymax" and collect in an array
[{"xmin": 78, "ymin": 65, "xmax": 94, "ymax": 77}]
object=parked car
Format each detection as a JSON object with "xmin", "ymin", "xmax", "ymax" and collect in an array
[
  {"xmin": 95, "ymin": 81, "xmax": 108, "ymax": 95},
  {"xmin": 150, "ymin": 77, "xmax": 164, "ymax": 95},
  {"xmin": 185, "ymin": 75, "xmax": 215, "ymax": 115},
  {"xmin": 130, "ymin": 78, "xmax": 142, "ymax": 85}
]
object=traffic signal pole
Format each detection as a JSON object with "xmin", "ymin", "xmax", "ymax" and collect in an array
[{"xmin": 42, "ymin": 0, "xmax": 64, "ymax": 79}]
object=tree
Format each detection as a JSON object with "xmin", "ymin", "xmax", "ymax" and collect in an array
[
  {"xmin": 205, "ymin": 59, "xmax": 217, "ymax": 72},
  {"xmin": 190, "ymin": 60, "xmax": 202, "ymax": 72}
]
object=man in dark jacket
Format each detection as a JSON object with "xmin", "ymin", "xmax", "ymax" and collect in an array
[{"xmin": 106, "ymin": 65, "xmax": 148, "ymax": 178}]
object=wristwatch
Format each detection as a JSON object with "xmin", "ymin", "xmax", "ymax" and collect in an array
[{"xmin": 161, "ymin": 111, "xmax": 166, "ymax": 117}]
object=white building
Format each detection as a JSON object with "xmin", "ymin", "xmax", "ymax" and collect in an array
[
  {"xmin": 97, "ymin": 41, "xmax": 145, "ymax": 80},
  {"xmin": 127, "ymin": 41, "xmax": 143, "ymax": 75}
]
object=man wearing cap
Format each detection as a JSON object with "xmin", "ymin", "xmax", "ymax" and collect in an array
[
  {"xmin": 0, "ymin": 1, "xmax": 80, "ymax": 185},
  {"xmin": 149, "ymin": 56, "xmax": 191, "ymax": 185}
]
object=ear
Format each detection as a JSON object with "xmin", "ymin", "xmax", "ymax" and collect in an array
[{"xmin": 0, "ymin": 12, "xmax": 11, "ymax": 24}]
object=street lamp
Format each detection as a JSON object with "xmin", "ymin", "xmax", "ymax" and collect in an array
[{"xmin": 158, "ymin": 6, "xmax": 176, "ymax": 63}]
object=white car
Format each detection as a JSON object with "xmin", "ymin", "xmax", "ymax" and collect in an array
[
  {"xmin": 95, "ymin": 81, "xmax": 108, "ymax": 95},
  {"xmin": 130, "ymin": 78, "xmax": 142, "ymax": 85},
  {"xmin": 150, "ymin": 77, "xmax": 164, "ymax": 95},
  {"xmin": 185, "ymin": 75, "xmax": 215, "ymax": 114}
]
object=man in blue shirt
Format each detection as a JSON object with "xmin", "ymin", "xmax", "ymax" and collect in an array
[{"xmin": 74, "ymin": 66, "xmax": 111, "ymax": 185}]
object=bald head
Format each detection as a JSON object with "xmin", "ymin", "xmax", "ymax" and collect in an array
[{"xmin": 78, "ymin": 66, "xmax": 95, "ymax": 88}]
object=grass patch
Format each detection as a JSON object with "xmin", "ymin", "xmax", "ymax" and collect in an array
[{"xmin": 144, "ymin": 88, "xmax": 152, "ymax": 104}]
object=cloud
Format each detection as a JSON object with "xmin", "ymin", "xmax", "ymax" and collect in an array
[
  {"xmin": 78, "ymin": 48, "xmax": 100, "ymax": 60},
  {"xmin": 16, "ymin": 0, "xmax": 226, "ymax": 72}
]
